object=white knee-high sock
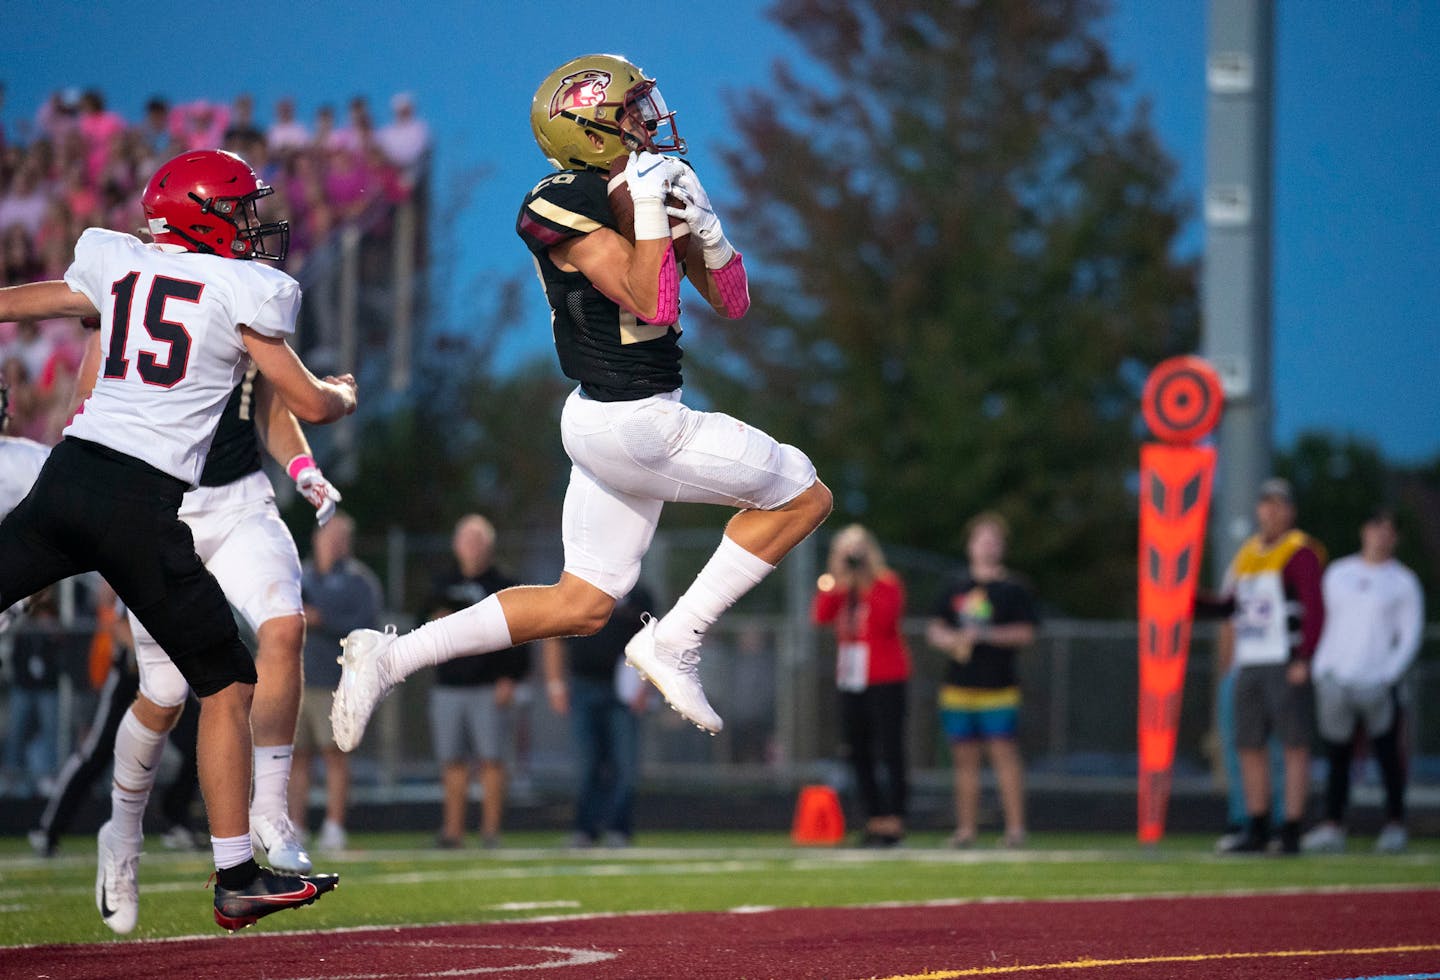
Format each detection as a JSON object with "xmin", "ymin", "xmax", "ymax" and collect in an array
[
  {"xmin": 110, "ymin": 708, "xmax": 166, "ymax": 844},
  {"xmin": 653, "ymin": 534, "xmax": 775, "ymax": 650},
  {"xmin": 380, "ymin": 594, "xmax": 513, "ymax": 687},
  {"xmin": 250, "ymin": 744, "xmax": 293, "ymax": 819}
]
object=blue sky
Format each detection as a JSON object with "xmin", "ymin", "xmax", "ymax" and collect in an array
[{"xmin": 4, "ymin": 1, "xmax": 1436, "ymax": 462}]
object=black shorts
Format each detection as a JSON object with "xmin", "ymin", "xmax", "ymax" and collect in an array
[
  {"xmin": 1234, "ymin": 663, "xmax": 1314, "ymax": 750},
  {"xmin": 0, "ymin": 437, "xmax": 255, "ymax": 697}
]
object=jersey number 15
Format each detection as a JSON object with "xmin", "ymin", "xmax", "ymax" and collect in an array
[{"xmin": 103, "ymin": 272, "xmax": 201, "ymax": 388}]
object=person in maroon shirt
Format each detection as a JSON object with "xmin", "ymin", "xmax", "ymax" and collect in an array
[{"xmin": 812, "ymin": 524, "xmax": 912, "ymax": 846}]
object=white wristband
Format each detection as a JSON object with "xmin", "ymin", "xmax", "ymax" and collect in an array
[
  {"xmin": 633, "ymin": 197, "xmax": 670, "ymax": 241},
  {"xmin": 702, "ymin": 235, "xmax": 736, "ymax": 270}
]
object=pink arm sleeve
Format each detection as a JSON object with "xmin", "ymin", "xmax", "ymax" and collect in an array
[
  {"xmin": 651, "ymin": 246, "xmax": 680, "ymax": 325},
  {"xmin": 710, "ymin": 252, "xmax": 750, "ymax": 320}
]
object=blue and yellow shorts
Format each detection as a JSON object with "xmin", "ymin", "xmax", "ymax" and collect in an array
[{"xmin": 939, "ymin": 685, "xmax": 1020, "ymax": 743}]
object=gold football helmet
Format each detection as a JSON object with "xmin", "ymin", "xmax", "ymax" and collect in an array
[{"xmin": 530, "ymin": 54, "xmax": 685, "ymax": 171}]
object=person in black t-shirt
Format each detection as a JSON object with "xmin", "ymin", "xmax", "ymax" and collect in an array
[
  {"xmin": 547, "ymin": 581, "xmax": 654, "ymax": 848},
  {"xmin": 926, "ymin": 513, "xmax": 1038, "ymax": 849},
  {"xmin": 425, "ymin": 514, "xmax": 531, "ymax": 849}
]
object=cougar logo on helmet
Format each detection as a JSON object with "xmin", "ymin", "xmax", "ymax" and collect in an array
[{"xmin": 549, "ymin": 70, "xmax": 612, "ymax": 120}]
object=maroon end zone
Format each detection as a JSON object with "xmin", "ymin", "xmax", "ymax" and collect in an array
[{"xmin": 6, "ymin": 888, "xmax": 1439, "ymax": 980}]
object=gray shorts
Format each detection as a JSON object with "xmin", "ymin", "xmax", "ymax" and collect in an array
[
  {"xmin": 294, "ymin": 687, "xmax": 339, "ymax": 753},
  {"xmin": 1314, "ymin": 677, "xmax": 1396, "ymax": 744},
  {"xmin": 429, "ymin": 684, "xmax": 512, "ymax": 764},
  {"xmin": 1234, "ymin": 664, "xmax": 1314, "ymax": 750}
]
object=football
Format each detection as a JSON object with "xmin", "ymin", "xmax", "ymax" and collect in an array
[{"xmin": 606, "ymin": 157, "xmax": 691, "ymax": 260}]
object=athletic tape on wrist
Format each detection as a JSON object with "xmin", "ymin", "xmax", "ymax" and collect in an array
[
  {"xmin": 286, "ymin": 454, "xmax": 316, "ymax": 482},
  {"xmin": 633, "ymin": 197, "xmax": 670, "ymax": 241},
  {"xmin": 711, "ymin": 252, "xmax": 749, "ymax": 319},
  {"xmin": 702, "ymin": 234, "xmax": 736, "ymax": 270}
]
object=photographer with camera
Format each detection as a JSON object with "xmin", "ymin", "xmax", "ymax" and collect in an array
[{"xmin": 811, "ymin": 525, "xmax": 912, "ymax": 847}]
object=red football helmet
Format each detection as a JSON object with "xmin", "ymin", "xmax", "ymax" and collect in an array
[{"xmin": 142, "ymin": 150, "xmax": 289, "ymax": 260}]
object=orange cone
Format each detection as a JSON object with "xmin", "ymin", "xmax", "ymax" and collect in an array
[{"xmin": 791, "ymin": 785, "xmax": 845, "ymax": 845}]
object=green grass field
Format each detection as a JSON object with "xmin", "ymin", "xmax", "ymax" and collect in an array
[{"xmin": 2, "ymin": 830, "xmax": 1436, "ymax": 947}]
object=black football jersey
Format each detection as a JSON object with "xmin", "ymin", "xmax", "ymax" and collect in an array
[
  {"xmin": 198, "ymin": 364, "xmax": 263, "ymax": 488},
  {"xmin": 516, "ymin": 168, "xmax": 683, "ymax": 401}
]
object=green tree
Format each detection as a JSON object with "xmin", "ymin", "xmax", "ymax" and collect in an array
[{"xmin": 688, "ymin": 0, "xmax": 1197, "ymax": 613}]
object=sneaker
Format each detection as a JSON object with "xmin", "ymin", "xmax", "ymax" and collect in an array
[
  {"xmin": 317, "ymin": 820, "xmax": 348, "ymax": 852},
  {"xmin": 1375, "ymin": 823, "xmax": 1408, "ymax": 854},
  {"xmin": 624, "ymin": 617, "xmax": 723, "ymax": 733},
  {"xmin": 1216, "ymin": 831, "xmax": 1268, "ymax": 854},
  {"xmin": 96, "ymin": 821, "xmax": 141, "ymax": 935},
  {"xmin": 161, "ymin": 824, "xmax": 201, "ymax": 852},
  {"xmin": 999, "ymin": 830, "xmax": 1027, "ymax": 849},
  {"xmin": 28, "ymin": 828, "xmax": 56, "ymax": 858},
  {"xmin": 945, "ymin": 831, "xmax": 976, "ymax": 850},
  {"xmin": 212, "ymin": 866, "xmax": 339, "ymax": 932},
  {"xmin": 601, "ymin": 831, "xmax": 632, "ymax": 849},
  {"xmin": 1300, "ymin": 822, "xmax": 1346, "ymax": 854},
  {"xmin": 331, "ymin": 626, "xmax": 398, "ymax": 752},
  {"xmin": 251, "ymin": 812, "xmax": 313, "ymax": 874}
]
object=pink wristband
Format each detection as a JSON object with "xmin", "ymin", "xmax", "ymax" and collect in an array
[
  {"xmin": 286, "ymin": 454, "xmax": 316, "ymax": 482},
  {"xmin": 711, "ymin": 252, "xmax": 750, "ymax": 319}
]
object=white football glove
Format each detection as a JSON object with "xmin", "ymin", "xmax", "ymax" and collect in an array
[
  {"xmin": 667, "ymin": 168, "xmax": 735, "ymax": 267},
  {"xmin": 294, "ymin": 464, "xmax": 341, "ymax": 526},
  {"xmin": 625, "ymin": 151, "xmax": 684, "ymax": 240}
]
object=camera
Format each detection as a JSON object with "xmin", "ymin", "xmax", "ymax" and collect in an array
[{"xmin": 843, "ymin": 553, "xmax": 865, "ymax": 570}]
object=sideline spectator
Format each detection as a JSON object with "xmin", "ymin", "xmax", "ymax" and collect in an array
[
  {"xmin": 169, "ymin": 99, "xmax": 229, "ymax": 151},
  {"xmin": 926, "ymin": 512, "xmax": 1039, "ymax": 849},
  {"xmin": 550, "ymin": 582, "xmax": 653, "ymax": 848},
  {"xmin": 1197, "ymin": 478, "xmax": 1326, "ymax": 855},
  {"xmin": 1302, "ymin": 509, "xmax": 1424, "ymax": 854},
  {"xmin": 424, "ymin": 514, "xmax": 531, "ymax": 849},
  {"xmin": 812, "ymin": 525, "xmax": 912, "ymax": 847},
  {"xmin": 292, "ymin": 512, "xmax": 382, "ymax": 852},
  {"xmin": 267, "ymin": 97, "xmax": 310, "ymax": 154},
  {"xmin": 376, "ymin": 92, "xmax": 431, "ymax": 183},
  {"xmin": 1, "ymin": 587, "xmax": 67, "ymax": 798}
]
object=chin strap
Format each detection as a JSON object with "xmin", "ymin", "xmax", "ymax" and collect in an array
[{"xmin": 709, "ymin": 251, "xmax": 749, "ymax": 320}]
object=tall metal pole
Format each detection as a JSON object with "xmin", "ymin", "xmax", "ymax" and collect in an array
[{"xmin": 1202, "ymin": 0, "xmax": 1274, "ymax": 569}]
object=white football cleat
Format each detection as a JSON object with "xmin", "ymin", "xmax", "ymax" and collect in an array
[
  {"xmin": 331, "ymin": 626, "xmax": 398, "ymax": 752},
  {"xmin": 624, "ymin": 617, "xmax": 723, "ymax": 734},
  {"xmin": 96, "ymin": 821, "xmax": 140, "ymax": 935},
  {"xmin": 251, "ymin": 811, "xmax": 313, "ymax": 875}
]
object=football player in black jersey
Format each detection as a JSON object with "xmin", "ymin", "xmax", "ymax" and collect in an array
[{"xmin": 332, "ymin": 54, "xmax": 830, "ymax": 749}]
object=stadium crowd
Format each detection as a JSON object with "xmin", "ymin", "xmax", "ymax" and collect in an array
[{"xmin": 0, "ymin": 87, "xmax": 429, "ymax": 445}]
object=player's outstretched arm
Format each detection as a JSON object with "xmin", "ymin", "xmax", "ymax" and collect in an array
[
  {"xmin": 241, "ymin": 327, "xmax": 357, "ymax": 424},
  {"xmin": 0, "ymin": 281, "xmax": 98, "ymax": 322},
  {"xmin": 254, "ymin": 373, "xmax": 342, "ymax": 525}
]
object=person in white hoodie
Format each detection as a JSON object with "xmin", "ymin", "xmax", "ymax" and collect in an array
[{"xmin": 1302, "ymin": 509, "xmax": 1424, "ymax": 854}]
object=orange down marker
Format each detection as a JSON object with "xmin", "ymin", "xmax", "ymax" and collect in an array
[{"xmin": 1137, "ymin": 356, "xmax": 1223, "ymax": 843}]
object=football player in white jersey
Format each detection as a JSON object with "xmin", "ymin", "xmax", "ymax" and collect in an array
[
  {"xmin": 0, "ymin": 380, "xmax": 50, "ymax": 518},
  {"xmin": 81, "ymin": 357, "xmax": 340, "ymax": 933},
  {"xmin": 330, "ymin": 54, "xmax": 832, "ymax": 752},
  {"xmin": 0, "ymin": 149, "xmax": 355, "ymax": 931},
  {"xmin": 0, "ymin": 381, "xmax": 51, "ymax": 633}
]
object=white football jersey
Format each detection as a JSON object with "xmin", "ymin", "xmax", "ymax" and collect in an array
[
  {"xmin": 0, "ymin": 435, "xmax": 50, "ymax": 518},
  {"xmin": 62, "ymin": 228, "xmax": 300, "ymax": 486}
]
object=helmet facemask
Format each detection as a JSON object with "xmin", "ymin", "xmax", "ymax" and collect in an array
[
  {"xmin": 619, "ymin": 81, "xmax": 685, "ymax": 154},
  {"xmin": 170, "ymin": 185, "xmax": 289, "ymax": 261}
]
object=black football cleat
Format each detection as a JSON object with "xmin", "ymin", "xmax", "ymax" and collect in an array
[{"xmin": 213, "ymin": 866, "xmax": 339, "ymax": 932}]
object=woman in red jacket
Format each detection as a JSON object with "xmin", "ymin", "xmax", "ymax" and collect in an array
[{"xmin": 811, "ymin": 524, "xmax": 911, "ymax": 846}]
